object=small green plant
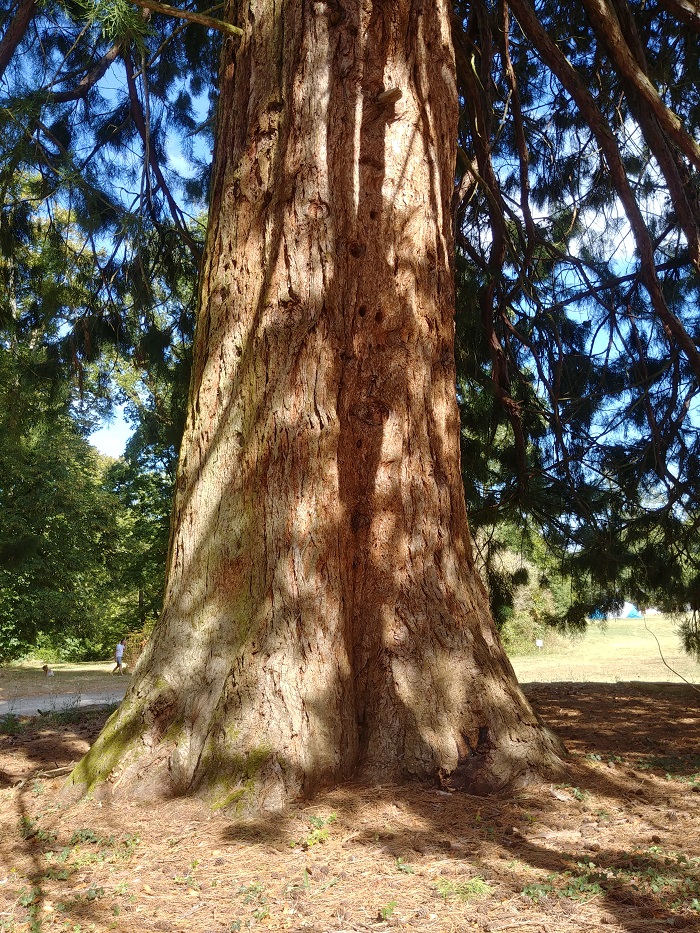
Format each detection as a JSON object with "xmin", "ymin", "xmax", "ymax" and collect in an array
[
  {"xmin": 559, "ymin": 874, "xmax": 603, "ymax": 900},
  {"xmin": 554, "ymin": 783, "xmax": 590, "ymax": 802},
  {"xmin": 521, "ymin": 849, "xmax": 700, "ymax": 907},
  {"xmin": 18, "ymin": 886, "xmax": 40, "ymax": 907},
  {"xmin": 284, "ymin": 868, "xmax": 312, "ymax": 897},
  {"xmin": 46, "ymin": 846, "xmax": 72, "ymax": 864},
  {"xmin": 69, "ymin": 828, "xmax": 104, "ymax": 845},
  {"xmin": 174, "ymin": 869, "xmax": 197, "ymax": 887},
  {"xmin": 291, "ymin": 812, "xmax": 337, "ymax": 849},
  {"xmin": 0, "ymin": 714, "xmax": 25, "ymax": 735},
  {"xmin": 524, "ymin": 868, "xmax": 601, "ymax": 903},
  {"xmin": 436, "ymin": 876, "xmax": 493, "ymax": 901},
  {"xmin": 117, "ymin": 833, "xmax": 141, "ymax": 859},
  {"xmin": 395, "ymin": 857, "xmax": 414, "ymax": 874},
  {"xmin": 639, "ymin": 753, "xmax": 700, "ymax": 780},
  {"xmin": 174, "ymin": 858, "xmax": 201, "ymax": 888},
  {"xmin": 237, "ymin": 881, "xmax": 264, "ymax": 902},
  {"xmin": 18, "ymin": 815, "xmax": 38, "ymax": 839},
  {"xmin": 377, "ymin": 900, "xmax": 397, "ymax": 920},
  {"xmin": 522, "ymin": 881, "xmax": 553, "ymax": 902}
]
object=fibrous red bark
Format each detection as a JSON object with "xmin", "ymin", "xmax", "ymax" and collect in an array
[
  {"xmin": 0, "ymin": 0, "xmax": 36, "ymax": 83},
  {"xmin": 74, "ymin": 0, "xmax": 564, "ymax": 813}
]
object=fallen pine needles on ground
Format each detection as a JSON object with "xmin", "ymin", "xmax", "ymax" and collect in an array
[{"xmin": 1, "ymin": 684, "xmax": 699, "ymax": 932}]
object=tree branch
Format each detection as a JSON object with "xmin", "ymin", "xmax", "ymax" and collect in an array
[
  {"xmin": 605, "ymin": 0, "xmax": 700, "ymax": 268},
  {"xmin": 507, "ymin": 0, "xmax": 700, "ymax": 384},
  {"xmin": 460, "ymin": 4, "xmax": 529, "ymax": 491},
  {"xmin": 46, "ymin": 43, "xmax": 122, "ymax": 103},
  {"xmin": 658, "ymin": 0, "xmax": 700, "ymax": 34},
  {"xmin": 130, "ymin": 0, "xmax": 243, "ymax": 37},
  {"xmin": 580, "ymin": 0, "xmax": 700, "ymax": 171},
  {"xmin": 123, "ymin": 51, "xmax": 201, "ymax": 263},
  {"xmin": 498, "ymin": 0, "xmax": 537, "ymax": 268}
]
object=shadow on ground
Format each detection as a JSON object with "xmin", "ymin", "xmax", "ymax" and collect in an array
[{"xmin": 1, "ymin": 682, "xmax": 699, "ymax": 932}]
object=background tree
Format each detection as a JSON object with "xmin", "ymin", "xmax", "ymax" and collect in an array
[
  {"xmin": 0, "ymin": 174, "xmax": 189, "ymax": 659},
  {"xmin": 0, "ymin": 411, "xmax": 119, "ymax": 662},
  {"xmin": 102, "ymin": 423, "xmax": 179, "ymax": 637}
]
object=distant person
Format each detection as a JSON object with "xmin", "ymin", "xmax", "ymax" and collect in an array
[
  {"xmin": 42, "ymin": 664, "xmax": 54, "ymax": 677},
  {"xmin": 112, "ymin": 639, "xmax": 126, "ymax": 675}
]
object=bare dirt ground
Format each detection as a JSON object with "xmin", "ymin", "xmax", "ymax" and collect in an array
[{"xmin": 1, "ymin": 682, "xmax": 700, "ymax": 933}]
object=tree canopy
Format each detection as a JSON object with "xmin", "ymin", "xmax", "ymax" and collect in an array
[
  {"xmin": 2, "ymin": 0, "xmax": 700, "ymax": 648},
  {"xmin": 454, "ymin": 0, "xmax": 700, "ymax": 626}
]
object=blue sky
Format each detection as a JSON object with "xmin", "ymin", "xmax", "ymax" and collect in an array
[{"xmin": 89, "ymin": 406, "xmax": 133, "ymax": 458}]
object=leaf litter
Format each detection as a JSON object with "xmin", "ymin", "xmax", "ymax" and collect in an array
[{"xmin": 0, "ymin": 683, "xmax": 699, "ymax": 932}]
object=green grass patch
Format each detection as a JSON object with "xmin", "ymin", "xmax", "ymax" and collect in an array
[{"xmin": 436, "ymin": 876, "xmax": 494, "ymax": 901}]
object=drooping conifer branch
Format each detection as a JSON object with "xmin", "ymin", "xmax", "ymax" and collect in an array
[
  {"xmin": 508, "ymin": 0, "xmax": 700, "ymax": 385},
  {"xmin": 123, "ymin": 50, "xmax": 202, "ymax": 263},
  {"xmin": 580, "ymin": 0, "xmax": 700, "ymax": 170},
  {"xmin": 47, "ymin": 43, "xmax": 122, "ymax": 103}
]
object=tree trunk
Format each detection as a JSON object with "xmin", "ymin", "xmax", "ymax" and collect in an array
[
  {"xmin": 74, "ymin": 0, "xmax": 564, "ymax": 812},
  {"xmin": 0, "ymin": 0, "xmax": 36, "ymax": 83}
]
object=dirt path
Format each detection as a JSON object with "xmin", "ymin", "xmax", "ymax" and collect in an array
[
  {"xmin": 1, "ymin": 681, "xmax": 699, "ymax": 932},
  {"xmin": 0, "ymin": 664, "xmax": 129, "ymax": 703},
  {"xmin": 0, "ymin": 687, "xmax": 128, "ymax": 718}
]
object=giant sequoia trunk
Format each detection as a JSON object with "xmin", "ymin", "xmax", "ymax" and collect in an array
[{"xmin": 75, "ymin": 0, "xmax": 564, "ymax": 811}]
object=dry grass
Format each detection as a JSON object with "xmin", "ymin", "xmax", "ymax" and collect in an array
[
  {"xmin": 2, "ymin": 683, "xmax": 700, "ymax": 932},
  {"xmin": 0, "ymin": 663, "xmax": 129, "ymax": 702},
  {"xmin": 512, "ymin": 615, "xmax": 700, "ymax": 685}
]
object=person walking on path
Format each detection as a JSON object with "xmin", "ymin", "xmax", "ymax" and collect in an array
[{"xmin": 112, "ymin": 639, "xmax": 126, "ymax": 675}]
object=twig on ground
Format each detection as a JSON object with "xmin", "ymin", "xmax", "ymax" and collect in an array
[{"xmin": 15, "ymin": 764, "xmax": 75, "ymax": 787}]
